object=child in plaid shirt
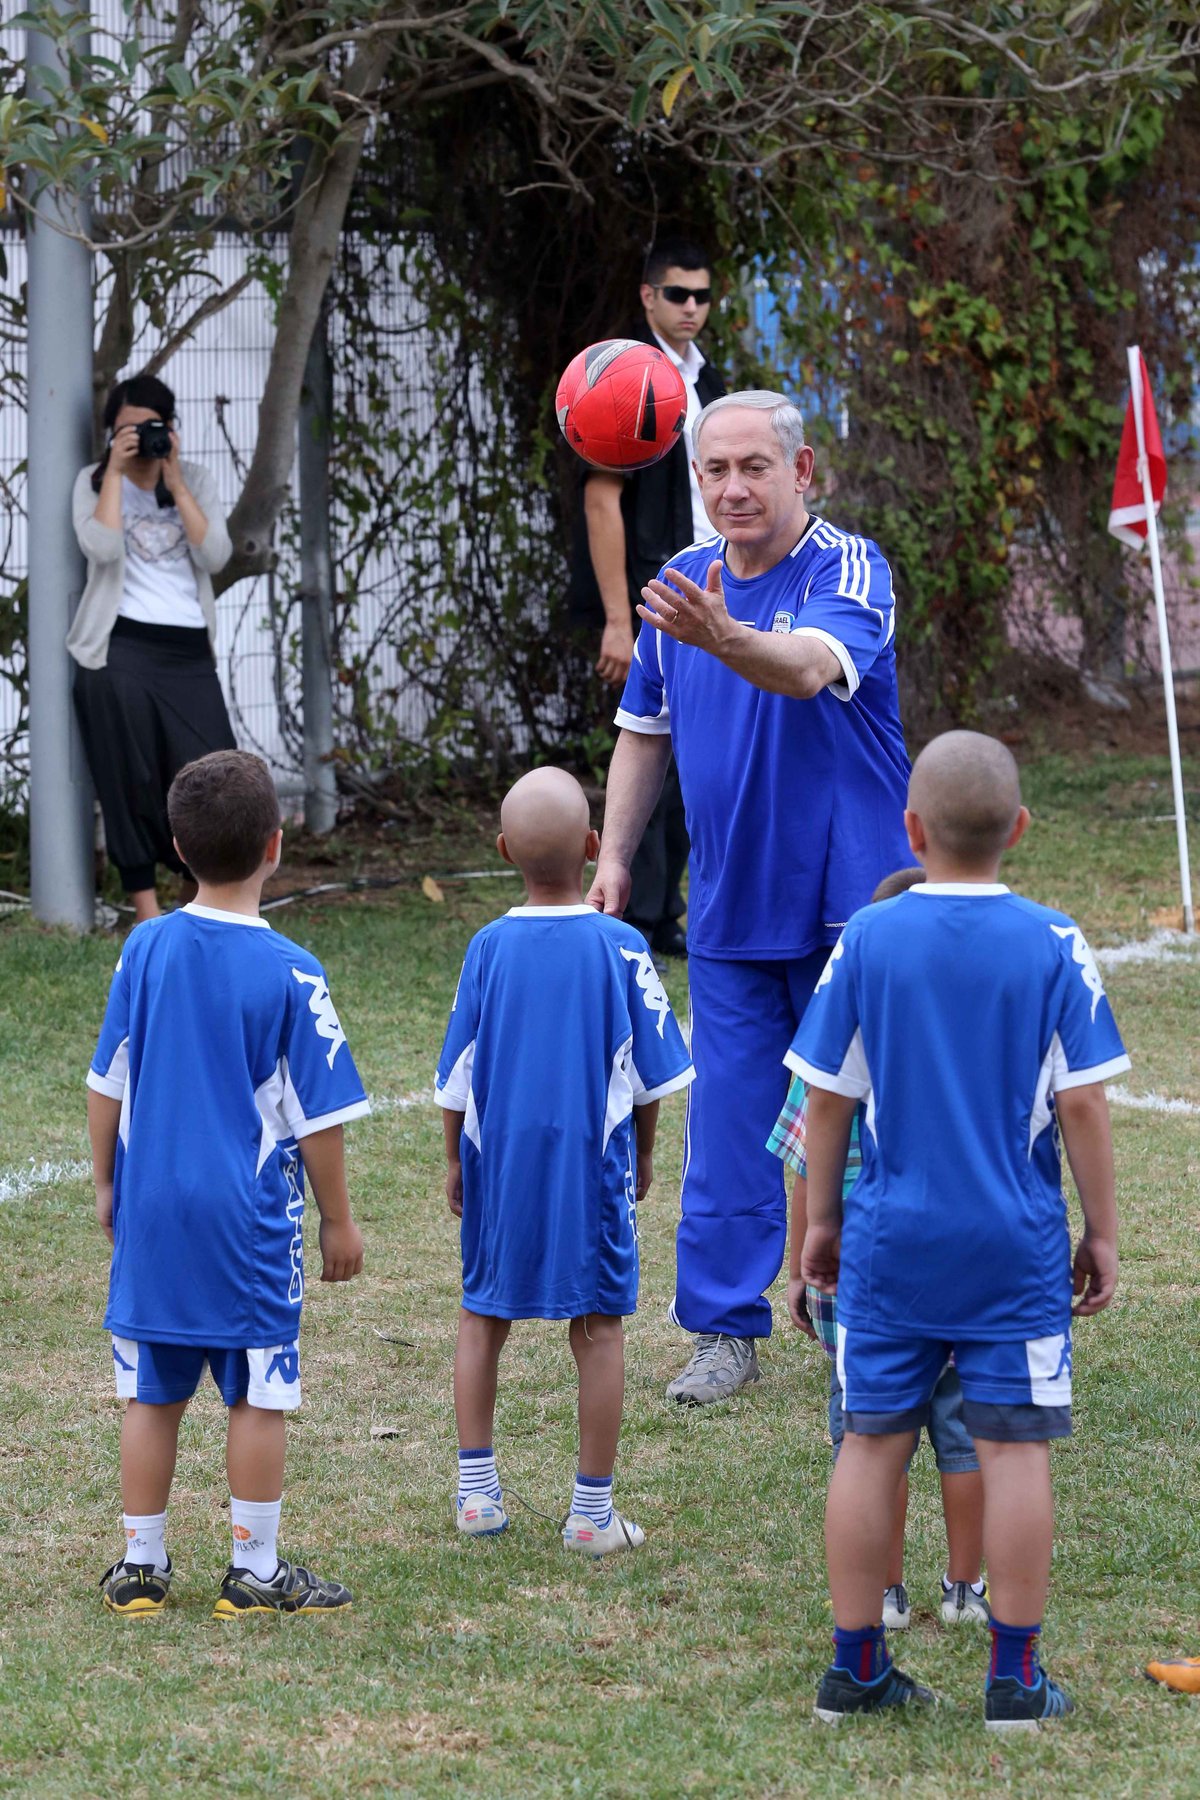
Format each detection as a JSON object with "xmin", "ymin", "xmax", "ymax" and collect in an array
[{"xmin": 769, "ymin": 866, "xmax": 989, "ymax": 1629}]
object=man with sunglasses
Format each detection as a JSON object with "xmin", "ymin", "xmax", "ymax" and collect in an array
[{"xmin": 569, "ymin": 238, "xmax": 726, "ymax": 961}]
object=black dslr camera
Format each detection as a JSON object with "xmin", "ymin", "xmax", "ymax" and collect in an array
[{"xmin": 135, "ymin": 418, "xmax": 172, "ymax": 459}]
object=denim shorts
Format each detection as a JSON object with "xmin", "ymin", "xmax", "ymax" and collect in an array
[
  {"xmin": 828, "ymin": 1358, "xmax": 979, "ymax": 1473},
  {"xmin": 836, "ymin": 1324, "xmax": 1072, "ymax": 1445}
]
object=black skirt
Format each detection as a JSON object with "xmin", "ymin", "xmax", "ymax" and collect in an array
[{"xmin": 73, "ymin": 617, "xmax": 236, "ymax": 893}]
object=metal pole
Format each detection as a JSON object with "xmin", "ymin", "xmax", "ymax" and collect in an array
[
  {"xmin": 298, "ymin": 296, "xmax": 337, "ymax": 835},
  {"xmin": 1127, "ymin": 345, "xmax": 1195, "ymax": 934},
  {"xmin": 26, "ymin": 0, "xmax": 95, "ymax": 930}
]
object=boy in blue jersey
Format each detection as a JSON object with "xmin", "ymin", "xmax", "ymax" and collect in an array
[
  {"xmin": 791, "ymin": 732, "xmax": 1128, "ymax": 1731},
  {"xmin": 87, "ymin": 750, "xmax": 370, "ymax": 1618},
  {"xmin": 436, "ymin": 768, "xmax": 694, "ymax": 1554},
  {"xmin": 774, "ymin": 868, "xmax": 988, "ymax": 1634}
]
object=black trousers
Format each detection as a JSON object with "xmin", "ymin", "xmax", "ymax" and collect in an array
[
  {"xmin": 73, "ymin": 617, "xmax": 236, "ymax": 893},
  {"xmin": 627, "ymin": 753, "xmax": 688, "ymax": 936}
]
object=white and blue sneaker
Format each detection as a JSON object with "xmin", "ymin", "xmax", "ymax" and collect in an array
[
  {"xmin": 941, "ymin": 1577, "xmax": 990, "ymax": 1624},
  {"xmin": 456, "ymin": 1496, "xmax": 509, "ymax": 1537},
  {"xmin": 882, "ymin": 1583, "xmax": 911, "ymax": 1630},
  {"xmin": 562, "ymin": 1511, "xmax": 645, "ymax": 1556}
]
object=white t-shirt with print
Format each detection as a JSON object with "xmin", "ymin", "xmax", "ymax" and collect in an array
[{"xmin": 117, "ymin": 478, "xmax": 205, "ymax": 628}]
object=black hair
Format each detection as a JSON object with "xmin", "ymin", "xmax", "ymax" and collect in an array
[
  {"xmin": 643, "ymin": 238, "xmax": 713, "ymax": 286},
  {"xmin": 91, "ymin": 373, "xmax": 178, "ymax": 502}
]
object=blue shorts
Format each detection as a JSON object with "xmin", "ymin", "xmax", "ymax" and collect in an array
[
  {"xmin": 836, "ymin": 1325, "xmax": 1072, "ymax": 1444},
  {"xmin": 828, "ymin": 1360, "xmax": 978, "ymax": 1474},
  {"xmin": 111, "ymin": 1337, "xmax": 302, "ymax": 1411}
]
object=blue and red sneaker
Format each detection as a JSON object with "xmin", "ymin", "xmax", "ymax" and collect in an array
[
  {"xmin": 814, "ymin": 1662, "xmax": 935, "ymax": 1725},
  {"xmin": 985, "ymin": 1670, "xmax": 1075, "ymax": 1733}
]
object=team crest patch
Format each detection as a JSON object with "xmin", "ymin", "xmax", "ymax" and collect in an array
[
  {"xmin": 619, "ymin": 945, "xmax": 670, "ymax": 1037},
  {"xmin": 772, "ymin": 610, "xmax": 794, "ymax": 634},
  {"xmin": 292, "ymin": 966, "xmax": 347, "ymax": 1067}
]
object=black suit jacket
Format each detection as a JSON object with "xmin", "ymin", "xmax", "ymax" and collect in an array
[{"xmin": 567, "ymin": 320, "xmax": 727, "ymax": 626}]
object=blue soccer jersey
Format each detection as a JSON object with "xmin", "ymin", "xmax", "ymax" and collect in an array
[
  {"xmin": 615, "ymin": 515, "xmax": 911, "ymax": 959},
  {"xmin": 785, "ymin": 885, "xmax": 1130, "ymax": 1341},
  {"xmin": 435, "ymin": 905, "xmax": 695, "ymax": 1319},
  {"xmin": 88, "ymin": 904, "xmax": 370, "ymax": 1348}
]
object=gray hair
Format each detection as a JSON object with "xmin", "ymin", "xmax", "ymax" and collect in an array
[{"xmin": 693, "ymin": 390, "xmax": 806, "ymax": 461}]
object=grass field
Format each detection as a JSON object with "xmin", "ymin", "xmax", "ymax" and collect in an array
[{"xmin": 1, "ymin": 749, "xmax": 1199, "ymax": 1799}]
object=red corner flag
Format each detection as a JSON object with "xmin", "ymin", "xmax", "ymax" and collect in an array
[{"xmin": 1108, "ymin": 347, "xmax": 1167, "ymax": 548}]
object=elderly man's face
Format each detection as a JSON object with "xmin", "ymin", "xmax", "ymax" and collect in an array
[{"xmin": 693, "ymin": 409, "xmax": 814, "ymax": 550}]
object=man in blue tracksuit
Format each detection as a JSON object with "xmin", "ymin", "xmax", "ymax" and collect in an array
[{"xmin": 588, "ymin": 389, "xmax": 911, "ymax": 1403}]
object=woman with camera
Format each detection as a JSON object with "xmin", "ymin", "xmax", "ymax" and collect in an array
[{"xmin": 69, "ymin": 373, "xmax": 236, "ymax": 922}]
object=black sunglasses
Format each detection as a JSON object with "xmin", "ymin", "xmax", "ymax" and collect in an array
[{"xmin": 654, "ymin": 284, "xmax": 712, "ymax": 305}]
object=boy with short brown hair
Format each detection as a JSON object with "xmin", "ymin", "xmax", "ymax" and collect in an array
[{"xmin": 89, "ymin": 749, "xmax": 369, "ymax": 1618}]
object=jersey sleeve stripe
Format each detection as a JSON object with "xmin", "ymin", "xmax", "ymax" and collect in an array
[
  {"xmin": 1051, "ymin": 1053, "xmax": 1132, "ymax": 1091},
  {"xmin": 634, "ymin": 1064, "xmax": 696, "ymax": 1104},
  {"xmin": 88, "ymin": 1037, "xmax": 129, "ymax": 1099},
  {"xmin": 87, "ymin": 1063, "xmax": 128, "ymax": 1100},
  {"xmin": 783, "ymin": 1049, "xmax": 870, "ymax": 1099},
  {"xmin": 435, "ymin": 1039, "xmax": 476, "ymax": 1109},
  {"xmin": 790, "ymin": 627, "xmax": 859, "ymax": 700},
  {"xmin": 291, "ymin": 1097, "xmax": 373, "ymax": 1138},
  {"xmin": 614, "ymin": 706, "xmax": 672, "ymax": 735}
]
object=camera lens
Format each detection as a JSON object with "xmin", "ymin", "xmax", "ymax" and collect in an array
[{"xmin": 136, "ymin": 420, "xmax": 172, "ymax": 459}]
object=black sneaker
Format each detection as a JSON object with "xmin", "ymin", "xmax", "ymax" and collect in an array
[
  {"xmin": 100, "ymin": 1557, "xmax": 173, "ymax": 1617},
  {"xmin": 212, "ymin": 1559, "xmax": 352, "ymax": 1619},
  {"xmin": 985, "ymin": 1670, "xmax": 1075, "ymax": 1733},
  {"xmin": 814, "ymin": 1661, "xmax": 935, "ymax": 1725}
]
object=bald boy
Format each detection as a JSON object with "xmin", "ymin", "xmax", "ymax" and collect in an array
[
  {"xmin": 788, "ymin": 730, "xmax": 1129, "ymax": 1730},
  {"xmin": 435, "ymin": 768, "xmax": 694, "ymax": 1555}
]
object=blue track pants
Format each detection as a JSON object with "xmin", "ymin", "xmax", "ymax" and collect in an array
[{"xmin": 673, "ymin": 948, "xmax": 831, "ymax": 1340}]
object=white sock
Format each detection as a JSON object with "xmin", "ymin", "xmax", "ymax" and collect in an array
[
  {"xmin": 123, "ymin": 1510, "xmax": 168, "ymax": 1572},
  {"xmin": 230, "ymin": 1497, "xmax": 281, "ymax": 1580},
  {"xmin": 571, "ymin": 1473, "xmax": 613, "ymax": 1527},
  {"xmin": 457, "ymin": 1448, "xmax": 501, "ymax": 1506}
]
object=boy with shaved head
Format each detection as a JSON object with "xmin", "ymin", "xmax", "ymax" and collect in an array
[
  {"xmin": 789, "ymin": 731, "xmax": 1129, "ymax": 1730},
  {"xmin": 436, "ymin": 767, "xmax": 694, "ymax": 1553}
]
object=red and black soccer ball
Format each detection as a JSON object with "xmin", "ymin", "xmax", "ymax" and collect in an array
[{"xmin": 555, "ymin": 339, "xmax": 687, "ymax": 472}]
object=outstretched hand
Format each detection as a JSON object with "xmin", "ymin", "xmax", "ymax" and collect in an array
[{"xmin": 638, "ymin": 559, "xmax": 734, "ymax": 657}]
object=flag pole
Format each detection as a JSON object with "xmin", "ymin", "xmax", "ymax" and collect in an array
[{"xmin": 1127, "ymin": 345, "xmax": 1195, "ymax": 934}]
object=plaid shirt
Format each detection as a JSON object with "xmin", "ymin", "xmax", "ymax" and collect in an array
[{"xmin": 768, "ymin": 1074, "xmax": 862, "ymax": 1358}]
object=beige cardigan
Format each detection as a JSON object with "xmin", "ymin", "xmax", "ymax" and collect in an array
[{"xmin": 67, "ymin": 460, "xmax": 233, "ymax": 669}]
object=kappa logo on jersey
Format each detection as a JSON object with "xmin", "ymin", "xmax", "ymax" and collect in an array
[
  {"xmin": 619, "ymin": 946, "xmax": 670, "ymax": 1037},
  {"xmin": 265, "ymin": 1346, "xmax": 300, "ymax": 1385},
  {"xmin": 815, "ymin": 937, "xmax": 845, "ymax": 991},
  {"xmin": 283, "ymin": 1154, "xmax": 304, "ymax": 1305},
  {"xmin": 1050, "ymin": 924, "xmax": 1105, "ymax": 1022},
  {"xmin": 292, "ymin": 966, "xmax": 347, "ymax": 1067}
]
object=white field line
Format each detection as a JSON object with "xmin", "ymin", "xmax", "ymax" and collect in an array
[
  {"xmin": 1109, "ymin": 1085, "xmax": 1200, "ymax": 1118},
  {"xmin": 0, "ymin": 1090, "xmax": 437, "ymax": 1204},
  {"xmin": 367, "ymin": 1089, "xmax": 433, "ymax": 1114},
  {"xmin": 0, "ymin": 1157, "xmax": 93, "ymax": 1203},
  {"xmin": 1094, "ymin": 930, "xmax": 1200, "ymax": 967}
]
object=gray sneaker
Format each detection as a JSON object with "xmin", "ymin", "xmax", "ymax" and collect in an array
[{"xmin": 665, "ymin": 1333, "xmax": 761, "ymax": 1404}]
